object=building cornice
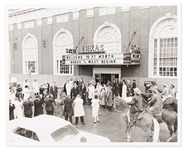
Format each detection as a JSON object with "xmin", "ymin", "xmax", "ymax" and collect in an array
[{"xmin": 8, "ymin": 7, "xmax": 88, "ymax": 25}]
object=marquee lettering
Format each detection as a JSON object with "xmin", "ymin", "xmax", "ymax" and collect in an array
[{"xmin": 82, "ymin": 45, "xmax": 104, "ymax": 53}]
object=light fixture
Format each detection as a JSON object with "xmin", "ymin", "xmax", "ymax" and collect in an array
[
  {"xmin": 42, "ymin": 41, "xmax": 46, "ymax": 48},
  {"xmin": 13, "ymin": 43, "xmax": 17, "ymax": 50}
]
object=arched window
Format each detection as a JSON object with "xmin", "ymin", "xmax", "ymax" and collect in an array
[
  {"xmin": 53, "ymin": 28, "xmax": 73, "ymax": 75},
  {"xmin": 93, "ymin": 22, "xmax": 121, "ymax": 53},
  {"xmin": 149, "ymin": 15, "xmax": 178, "ymax": 77},
  {"xmin": 22, "ymin": 33, "xmax": 38, "ymax": 74}
]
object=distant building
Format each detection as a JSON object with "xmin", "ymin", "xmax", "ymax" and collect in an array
[{"xmin": 8, "ymin": 6, "xmax": 180, "ymax": 92}]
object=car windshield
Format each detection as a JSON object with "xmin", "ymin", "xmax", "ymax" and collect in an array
[
  {"xmin": 50, "ymin": 125, "xmax": 79, "ymax": 142},
  {"xmin": 13, "ymin": 127, "xmax": 40, "ymax": 142}
]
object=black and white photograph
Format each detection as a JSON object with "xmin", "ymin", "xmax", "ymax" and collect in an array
[{"xmin": 3, "ymin": 1, "xmax": 183, "ymax": 147}]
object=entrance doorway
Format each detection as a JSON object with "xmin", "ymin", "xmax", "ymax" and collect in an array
[
  {"xmin": 95, "ymin": 73, "xmax": 119, "ymax": 85},
  {"xmin": 93, "ymin": 67, "xmax": 121, "ymax": 85}
]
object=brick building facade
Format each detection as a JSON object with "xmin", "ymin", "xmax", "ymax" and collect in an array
[{"xmin": 8, "ymin": 6, "xmax": 180, "ymax": 93}]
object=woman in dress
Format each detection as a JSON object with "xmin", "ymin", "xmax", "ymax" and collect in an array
[
  {"xmin": 91, "ymin": 95, "xmax": 100, "ymax": 123},
  {"xmin": 106, "ymin": 83, "xmax": 113, "ymax": 111},
  {"xmin": 53, "ymin": 92, "xmax": 64, "ymax": 118},
  {"xmin": 99, "ymin": 87, "xmax": 107, "ymax": 109},
  {"xmin": 122, "ymin": 80, "xmax": 127, "ymax": 98},
  {"xmin": 88, "ymin": 83, "xmax": 95, "ymax": 105}
]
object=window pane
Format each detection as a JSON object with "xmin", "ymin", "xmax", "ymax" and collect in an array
[
  {"xmin": 155, "ymin": 38, "xmax": 177, "ymax": 77},
  {"xmin": 55, "ymin": 32, "xmax": 73, "ymax": 75}
]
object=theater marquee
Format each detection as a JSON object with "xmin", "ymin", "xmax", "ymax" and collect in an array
[{"xmin": 63, "ymin": 52, "xmax": 141, "ymax": 65}]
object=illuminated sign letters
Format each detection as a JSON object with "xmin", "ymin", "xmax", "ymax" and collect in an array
[{"xmin": 66, "ymin": 45, "xmax": 104, "ymax": 54}]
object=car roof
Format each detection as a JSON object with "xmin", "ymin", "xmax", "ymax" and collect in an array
[{"xmin": 9, "ymin": 115, "xmax": 71, "ymax": 135}]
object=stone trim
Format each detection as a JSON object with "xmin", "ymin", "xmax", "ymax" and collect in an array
[
  {"xmin": 24, "ymin": 21, "xmax": 34, "ymax": 29},
  {"xmin": 73, "ymin": 11, "xmax": 79, "ymax": 20},
  {"xmin": 86, "ymin": 8, "xmax": 94, "ymax": 18}
]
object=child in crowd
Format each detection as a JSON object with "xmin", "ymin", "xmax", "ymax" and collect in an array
[{"xmin": 91, "ymin": 95, "xmax": 100, "ymax": 123}]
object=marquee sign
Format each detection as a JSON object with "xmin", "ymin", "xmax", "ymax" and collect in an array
[
  {"xmin": 63, "ymin": 53, "xmax": 124, "ymax": 65},
  {"xmin": 62, "ymin": 52, "xmax": 140, "ymax": 65}
]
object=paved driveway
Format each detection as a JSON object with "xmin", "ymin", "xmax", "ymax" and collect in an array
[{"xmin": 74, "ymin": 105, "xmax": 173, "ymax": 142}]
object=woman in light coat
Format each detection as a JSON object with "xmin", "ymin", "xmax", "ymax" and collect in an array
[
  {"xmin": 73, "ymin": 95, "xmax": 85, "ymax": 125},
  {"xmin": 99, "ymin": 87, "xmax": 107, "ymax": 109},
  {"xmin": 13, "ymin": 97, "xmax": 24, "ymax": 118},
  {"xmin": 53, "ymin": 92, "xmax": 64, "ymax": 118},
  {"xmin": 32, "ymin": 79, "xmax": 39, "ymax": 96},
  {"xmin": 122, "ymin": 80, "xmax": 127, "ymax": 98},
  {"xmin": 66, "ymin": 80, "xmax": 72, "ymax": 96},
  {"xmin": 106, "ymin": 83, "xmax": 113, "ymax": 111},
  {"xmin": 88, "ymin": 83, "xmax": 95, "ymax": 105}
]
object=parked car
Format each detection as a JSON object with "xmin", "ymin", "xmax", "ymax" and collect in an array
[{"xmin": 7, "ymin": 115, "xmax": 110, "ymax": 146}]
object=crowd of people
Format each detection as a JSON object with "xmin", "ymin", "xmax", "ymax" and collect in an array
[{"xmin": 9, "ymin": 76, "xmax": 177, "ymax": 126}]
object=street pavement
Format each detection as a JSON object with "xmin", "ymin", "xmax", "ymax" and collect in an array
[
  {"xmin": 29, "ymin": 91, "xmax": 175, "ymax": 143},
  {"xmin": 72, "ymin": 104, "xmax": 172, "ymax": 142}
]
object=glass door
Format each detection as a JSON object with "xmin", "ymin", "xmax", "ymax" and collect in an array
[{"xmin": 95, "ymin": 74, "xmax": 101, "ymax": 84}]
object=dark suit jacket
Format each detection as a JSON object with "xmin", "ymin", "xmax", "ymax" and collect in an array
[
  {"xmin": 44, "ymin": 97, "xmax": 54, "ymax": 112},
  {"xmin": 23, "ymin": 101, "xmax": 33, "ymax": 118},
  {"xmin": 63, "ymin": 97, "xmax": 74, "ymax": 117},
  {"xmin": 63, "ymin": 83, "xmax": 67, "ymax": 95},
  {"xmin": 115, "ymin": 82, "xmax": 120, "ymax": 96},
  {"xmin": 81, "ymin": 86, "xmax": 86, "ymax": 96},
  {"xmin": 71, "ymin": 87, "xmax": 79, "ymax": 99},
  {"xmin": 50, "ymin": 86, "xmax": 58, "ymax": 99},
  {"xmin": 9, "ymin": 103, "xmax": 15, "ymax": 120},
  {"xmin": 119, "ymin": 82, "xmax": 123, "ymax": 97},
  {"xmin": 34, "ymin": 98, "xmax": 44, "ymax": 116}
]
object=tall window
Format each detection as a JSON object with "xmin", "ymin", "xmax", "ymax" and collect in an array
[
  {"xmin": 149, "ymin": 16, "xmax": 177, "ymax": 77},
  {"xmin": 22, "ymin": 34, "xmax": 38, "ymax": 74},
  {"xmin": 53, "ymin": 29, "xmax": 73, "ymax": 75},
  {"xmin": 94, "ymin": 23, "xmax": 121, "ymax": 53},
  {"xmin": 153, "ymin": 38, "xmax": 177, "ymax": 77}
]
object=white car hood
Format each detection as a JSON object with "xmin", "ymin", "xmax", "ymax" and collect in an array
[{"xmin": 65, "ymin": 131, "xmax": 110, "ymax": 143}]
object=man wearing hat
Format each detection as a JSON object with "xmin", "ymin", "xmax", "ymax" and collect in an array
[
  {"xmin": 127, "ymin": 87, "xmax": 143, "ymax": 126},
  {"xmin": 131, "ymin": 79, "xmax": 136, "ymax": 96},
  {"xmin": 161, "ymin": 83, "xmax": 170, "ymax": 103},
  {"xmin": 144, "ymin": 83, "xmax": 153, "ymax": 101},
  {"xmin": 147, "ymin": 86, "xmax": 163, "ymax": 115},
  {"xmin": 169, "ymin": 84, "xmax": 176, "ymax": 98}
]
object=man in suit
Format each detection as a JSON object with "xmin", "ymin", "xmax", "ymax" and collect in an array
[
  {"xmin": 131, "ymin": 79, "xmax": 136, "ymax": 96},
  {"xmin": 23, "ymin": 98, "xmax": 33, "ymax": 118},
  {"xmin": 34, "ymin": 95, "xmax": 44, "ymax": 116},
  {"xmin": 71, "ymin": 82, "xmax": 79, "ymax": 100},
  {"xmin": 44, "ymin": 94, "xmax": 54, "ymax": 115},
  {"xmin": 115, "ymin": 78, "xmax": 120, "ymax": 97},
  {"xmin": 50, "ymin": 82, "xmax": 58, "ymax": 100},
  {"xmin": 63, "ymin": 95, "xmax": 74, "ymax": 124}
]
